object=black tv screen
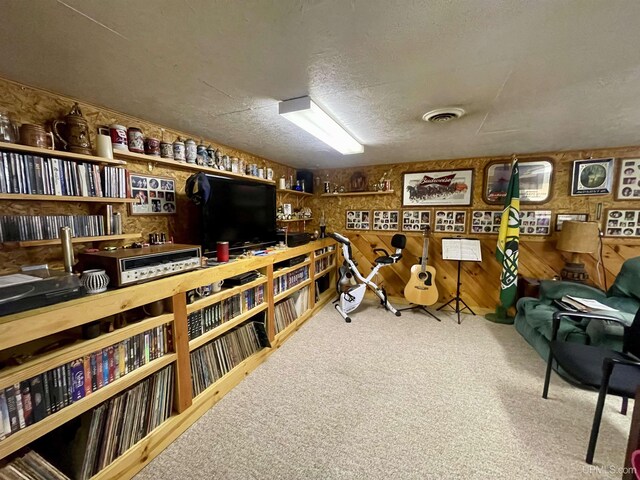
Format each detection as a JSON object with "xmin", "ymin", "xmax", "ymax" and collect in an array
[{"xmin": 202, "ymin": 175, "xmax": 277, "ymax": 254}]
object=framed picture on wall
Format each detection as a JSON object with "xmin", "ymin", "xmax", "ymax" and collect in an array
[
  {"xmin": 615, "ymin": 158, "xmax": 640, "ymax": 200},
  {"xmin": 483, "ymin": 159, "xmax": 553, "ymax": 204},
  {"xmin": 604, "ymin": 209, "xmax": 640, "ymax": 237},
  {"xmin": 519, "ymin": 210, "xmax": 552, "ymax": 235},
  {"xmin": 470, "ymin": 210, "xmax": 502, "ymax": 234},
  {"xmin": 555, "ymin": 213, "xmax": 588, "ymax": 231},
  {"xmin": 434, "ymin": 210, "xmax": 467, "ymax": 233},
  {"xmin": 402, "ymin": 210, "xmax": 431, "ymax": 232},
  {"xmin": 345, "ymin": 210, "xmax": 370, "ymax": 230},
  {"xmin": 571, "ymin": 158, "xmax": 614, "ymax": 195},
  {"xmin": 130, "ymin": 174, "xmax": 176, "ymax": 215},
  {"xmin": 372, "ymin": 210, "xmax": 399, "ymax": 231},
  {"xmin": 402, "ymin": 169, "xmax": 473, "ymax": 207}
]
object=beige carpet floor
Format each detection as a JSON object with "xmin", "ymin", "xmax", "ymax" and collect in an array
[{"xmin": 135, "ymin": 300, "xmax": 633, "ymax": 480}]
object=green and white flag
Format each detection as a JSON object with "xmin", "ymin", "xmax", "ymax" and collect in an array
[{"xmin": 496, "ymin": 159, "xmax": 520, "ymax": 308}]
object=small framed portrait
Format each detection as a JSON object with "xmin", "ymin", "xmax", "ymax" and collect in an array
[
  {"xmin": 402, "ymin": 210, "xmax": 431, "ymax": 232},
  {"xmin": 346, "ymin": 211, "xmax": 370, "ymax": 230},
  {"xmin": 555, "ymin": 213, "xmax": 589, "ymax": 231},
  {"xmin": 615, "ymin": 158, "xmax": 640, "ymax": 200},
  {"xmin": 402, "ymin": 169, "xmax": 473, "ymax": 207},
  {"xmin": 130, "ymin": 173, "xmax": 176, "ymax": 215},
  {"xmin": 571, "ymin": 158, "xmax": 614, "ymax": 195},
  {"xmin": 519, "ymin": 210, "xmax": 552, "ymax": 235},
  {"xmin": 471, "ymin": 210, "xmax": 502, "ymax": 234},
  {"xmin": 373, "ymin": 210, "xmax": 399, "ymax": 231},
  {"xmin": 604, "ymin": 209, "xmax": 640, "ymax": 237},
  {"xmin": 434, "ymin": 210, "xmax": 466, "ymax": 233},
  {"xmin": 483, "ymin": 158, "xmax": 553, "ymax": 204}
]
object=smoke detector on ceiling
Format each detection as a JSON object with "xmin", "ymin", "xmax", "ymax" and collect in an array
[{"xmin": 422, "ymin": 107, "xmax": 466, "ymax": 123}]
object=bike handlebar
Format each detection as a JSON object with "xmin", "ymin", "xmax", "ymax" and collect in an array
[{"xmin": 328, "ymin": 232, "xmax": 350, "ymax": 245}]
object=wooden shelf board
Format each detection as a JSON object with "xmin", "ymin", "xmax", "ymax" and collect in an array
[
  {"xmin": 314, "ymin": 250, "xmax": 335, "ymax": 261},
  {"xmin": 276, "ymin": 218, "xmax": 313, "ymax": 223},
  {"xmin": 320, "ymin": 190, "xmax": 395, "ymax": 197},
  {"xmin": 188, "ymin": 303, "xmax": 268, "ymax": 352},
  {"xmin": 0, "ymin": 353, "xmax": 176, "ymax": 459},
  {"xmin": 0, "ymin": 141, "xmax": 127, "ymax": 165},
  {"xmin": 274, "ymin": 278, "xmax": 312, "ymax": 303},
  {"xmin": 113, "ymin": 150, "xmax": 275, "ymax": 185},
  {"xmin": 185, "ymin": 277, "xmax": 267, "ymax": 314},
  {"xmin": 0, "ymin": 193, "xmax": 136, "ymax": 203},
  {"xmin": 276, "ymin": 189, "xmax": 313, "ymax": 197},
  {"xmin": 314, "ymin": 264, "xmax": 336, "ymax": 279},
  {"xmin": 11, "ymin": 233, "xmax": 141, "ymax": 247},
  {"xmin": 0, "ymin": 313, "xmax": 173, "ymax": 390},
  {"xmin": 272, "ymin": 258, "xmax": 311, "ymax": 280}
]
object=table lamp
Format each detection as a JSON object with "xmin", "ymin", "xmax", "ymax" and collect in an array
[{"xmin": 556, "ymin": 220, "xmax": 600, "ymax": 283}]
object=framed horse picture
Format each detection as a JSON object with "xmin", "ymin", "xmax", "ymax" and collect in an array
[{"xmin": 402, "ymin": 169, "xmax": 473, "ymax": 207}]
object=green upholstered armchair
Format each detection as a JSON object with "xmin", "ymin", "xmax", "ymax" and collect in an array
[{"xmin": 515, "ymin": 256, "xmax": 640, "ymax": 361}]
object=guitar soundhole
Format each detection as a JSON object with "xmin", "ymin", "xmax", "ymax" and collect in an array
[{"xmin": 418, "ymin": 272, "xmax": 427, "ymax": 280}]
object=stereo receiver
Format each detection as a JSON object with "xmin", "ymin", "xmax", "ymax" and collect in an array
[{"xmin": 78, "ymin": 244, "xmax": 201, "ymax": 287}]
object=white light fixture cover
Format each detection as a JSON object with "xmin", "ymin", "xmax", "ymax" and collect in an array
[{"xmin": 279, "ymin": 96, "xmax": 364, "ymax": 155}]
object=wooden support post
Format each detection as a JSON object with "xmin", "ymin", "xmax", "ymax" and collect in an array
[
  {"xmin": 171, "ymin": 292, "xmax": 192, "ymax": 413},
  {"xmin": 266, "ymin": 264, "xmax": 275, "ymax": 343}
]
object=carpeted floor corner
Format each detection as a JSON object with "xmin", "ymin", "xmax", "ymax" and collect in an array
[{"xmin": 135, "ymin": 300, "xmax": 632, "ymax": 480}]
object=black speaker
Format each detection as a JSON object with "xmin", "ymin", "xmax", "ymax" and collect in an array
[{"xmin": 296, "ymin": 170, "xmax": 314, "ymax": 194}]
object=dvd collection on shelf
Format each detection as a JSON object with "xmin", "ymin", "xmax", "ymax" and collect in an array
[
  {"xmin": 0, "ymin": 323, "xmax": 173, "ymax": 442},
  {"xmin": 190, "ymin": 321, "xmax": 265, "ymax": 397},
  {"xmin": 0, "ymin": 449, "xmax": 69, "ymax": 479},
  {"xmin": 33, "ymin": 364, "xmax": 175, "ymax": 480},
  {"xmin": 0, "ymin": 150, "xmax": 128, "ymax": 198},
  {"xmin": 273, "ymin": 265, "xmax": 309, "ymax": 295},
  {"xmin": 274, "ymin": 286, "xmax": 310, "ymax": 334},
  {"xmin": 187, "ymin": 285, "xmax": 265, "ymax": 341},
  {"xmin": 314, "ymin": 254, "xmax": 334, "ymax": 273},
  {"xmin": 0, "ymin": 214, "xmax": 109, "ymax": 242}
]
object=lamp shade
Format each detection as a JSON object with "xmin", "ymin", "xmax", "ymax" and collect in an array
[{"xmin": 557, "ymin": 221, "xmax": 599, "ymax": 253}]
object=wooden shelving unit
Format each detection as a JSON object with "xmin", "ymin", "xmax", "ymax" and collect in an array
[
  {"xmin": 0, "ymin": 238, "xmax": 338, "ymax": 478},
  {"xmin": 315, "ymin": 264, "xmax": 336, "ymax": 279},
  {"xmin": 0, "ymin": 193, "xmax": 137, "ymax": 203},
  {"xmin": 320, "ymin": 190, "xmax": 395, "ymax": 197},
  {"xmin": 273, "ymin": 258, "xmax": 310, "ymax": 279},
  {"xmin": 12, "ymin": 233, "xmax": 141, "ymax": 247},
  {"xmin": 0, "ymin": 141, "xmax": 127, "ymax": 166},
  {"xmin": 314, "ymin": 250, "xmax": 335, "ymax": 261},
  {"xmin": 112, "ymin": 149, "xmax": 275, "ymax": 185}
]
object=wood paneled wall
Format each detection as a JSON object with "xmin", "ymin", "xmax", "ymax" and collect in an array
[
  {"xmin": 0, "ymin": 76, "xmax": 295, "ymax": 274},
  {"xmin": 309, "ymin": 150, "xmax": 640, "ymax": 310}
]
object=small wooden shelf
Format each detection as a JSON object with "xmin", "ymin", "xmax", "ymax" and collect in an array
[
  {"xmin": 314, "ymin": 263, "xmax": 336, "ymax": 279},
  {"xmin": 188, "ymin": 303, "xmax": 268, "ymax": 352},
  {"xmin": 0, "ymin": 313, "xmax": 173, "ymax": 390},
  {"xmin": 276, "ymin": 218, "xmax": 313, "ymax": 223},
  {"xmin": 112, "ymin": 150, "xmax": 275, "ymax": 185},
  {"xmin": 186, "ymin": 277, "xmax": 267, "ymax": 315},
  {"xmin": 276, "ymin": 189, "xmax": 313, "ymax": 197},
  {"xmin": 272, "ymin": 258, "xmax": 311, "ymax": 279},
  {"xmin": 0, "ymin": 353, "xmax": 176, "ymax": 459},
  {"xmin": 274, "ymin": 278, "xmax": 312, "ymax": 303},
  {"xmin": 0, "ymin": 141, "xmax": 127, "ymax": 166},
  {"xmin": 320, "ymin": 190, "xmax": 395, "ymax": 197},
  {"xmin": 12, "ymin": 233, "xmax": 141, "ymax": 247},
  {"xmin": 0, "ymin": 193, "xmax": 137, "ymax": 203},
  {"xmin": 314, "ymin": 250, "xmax": 335, "ymax": 261}
]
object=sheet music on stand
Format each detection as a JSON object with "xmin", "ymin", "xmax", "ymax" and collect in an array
[{"xmin": 441, "ymin": 238, "xmax": 482, "ymax": 262}]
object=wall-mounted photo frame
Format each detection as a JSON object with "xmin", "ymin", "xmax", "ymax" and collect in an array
[
  {"xmin": 519, "ymin": 210, "xmax": 552, "ymax": 235},
  {"xmin": 604, "ymin": 209, "xmax": 640, "ymax": 237},
  {"xmin": 402, "ymin": 210, "xmax": 431, "ymax": 232},
  {"xmin": 483, "ymin": 158, "xmax": 553, "ymax": 205},
  {"xmin": 130, "ymin": 174, "xmax": 176, "ymax": 215},
  {"xmin": 555, "ymin": 213, "xmax": 589, "ymax": 231},
  {"xmin": 615, "ymin": 158, "xmax": 640, "ymax": 200},
  {"xmin": 571, "ymin": 158, "xmax": 614, "ymax": 196},
  {"xmin": 471, "ymin": 210, "xmax": 502, "ymax": 234},
  {"xmin": 434, "ymin": 210, "xmax": 467, "ymax": 233},
  {"xmin": 345, "ymin": 210, "xmax": 370, "ymax": 230},
  {"xmin": 402, "ymin": 169, "xmax": 473, "ymax": 207},
  {"xmin": 372, "ymin": 210, "xmax": 399, "ymax": 231}
]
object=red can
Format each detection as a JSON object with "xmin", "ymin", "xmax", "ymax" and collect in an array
[{"xmin": 216, "ymin": 241, "xmax": 229, "ymax": 262}]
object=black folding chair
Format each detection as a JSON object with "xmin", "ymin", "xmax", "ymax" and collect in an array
[{"xmin": 542, "ymin": 308, "xmax": 640, "ymax": 464}]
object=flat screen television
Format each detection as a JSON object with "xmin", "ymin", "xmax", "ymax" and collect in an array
[{"xmin": 201, "ymin": 174, "xmax": 277, "ymax": 254}]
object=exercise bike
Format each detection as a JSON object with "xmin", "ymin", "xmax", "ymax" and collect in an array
[{"xmin": 329, "ymin": 232, "xmax": 407, "ymax": 323}]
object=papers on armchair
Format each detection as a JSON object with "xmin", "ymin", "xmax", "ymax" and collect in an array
[{"xmin": 559, "ymin": 295, "xmax": 618, "ymax": 313}]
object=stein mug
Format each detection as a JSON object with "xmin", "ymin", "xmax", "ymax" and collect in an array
[
  {"xmin": 19, "ymin": 124, "xmax": 54, "ymax": 149},
  {"xmin": 127, "ymin": 127, "xmax": 144, "ymax": 153},
  {"xmin": 143, "ymin": 300, "xmax": 164, "ymax": 317},
  {"xmin": 160, "ymin": 141, "xmax": 174, "ymax": 159},
  {"xmin": 212, "ymin": 280, "xmax": 224, "ymax": 293},
  {"xmin": 110, "ymin": 124, "xmax": 128, "ymax": 150}
]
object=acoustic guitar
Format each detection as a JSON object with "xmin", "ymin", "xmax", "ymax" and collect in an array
[{"xmin": 404, "ymin": 226, "xmax": 439, "ymax": 306}]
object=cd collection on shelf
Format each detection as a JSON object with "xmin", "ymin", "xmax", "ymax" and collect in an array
[
  {"xmin": 0, "ymin": 214, "xmax": 109, "ymax": 242},
  {"xmin": 314, "ymin": 254, "xmax": 333, "ymax": 273},
  {"xmin": 190, "ymin": 321, "xmax": 265, "ymax": 396},
  {"xmin": 187, "ymin": 285, "xmax": 265, "ymax": 341},
  {"xmin": 274, "ymin": 286, "xmax": 310, "ymax": 334},
  {"xmin": 0, "ymin": 151, "xmax": 128, "ymax": 198},
  {"xmin": 34, "ymin": 364, "xmax": 175, "ymax": 480},
  {"xmin": 273, "ymin": 265, "xmax": 309, "ymax": 295},
  {"xmin": 0, "ymin": 324, "xmax": 173, "ymax": 441}
]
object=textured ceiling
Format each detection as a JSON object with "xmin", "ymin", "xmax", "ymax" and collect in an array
[{"xmin": 2, "ymin": 0, "xmax": 640, "ymax": 168}]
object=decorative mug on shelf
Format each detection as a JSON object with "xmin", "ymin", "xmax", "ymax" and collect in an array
[
  {"xmin": 80, "ymin": 269, "xmax": 110, "ymax": 294},
  {"xmin": 19, "ymin": 124, "xmax": 54, "ymax": 150},
  {"xmin": 144, "ymin": 137, "xmax": 161, "ymax": 156},
  {"xmin": 52, "ymin": 102, "xmax": 92, "ymax": 155},
  {"xmin": 0, "ymin": 112, "xmax": 19, "ymax": 143},
  {"xmin": 109, "ymin": 124, "xmax": 128, "ymax": 150},
  {"xmin": 160, "ymin": 141, "xmax": 174, "ymax": 159},
  {"xmin": 96, "ymin": 126, "xmax": 113, "ymax": 159},
  {"xmin": 127, "ymin": 127, "xmax": 144, "ymax": 153},
  {"xmin": 212, "ymin": 280, "xmax": 224, "ymax": 293},
  {"xmin": 185, "ymin": 138, "xmax": 197, "ymax": 163},
  {"xmin": 173, "ymin": 138, "xmax": 186, "ymax": 161}
]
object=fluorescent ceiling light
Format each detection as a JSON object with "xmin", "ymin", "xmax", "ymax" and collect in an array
[{"xmin": 279, "ymin": 96, "xmax": 364, "ymax": 155}]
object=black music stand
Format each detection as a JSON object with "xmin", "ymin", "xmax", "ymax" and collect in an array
[{"xmin": 437, "ymin": 237, "xmax": 482, "ymax": 324}]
